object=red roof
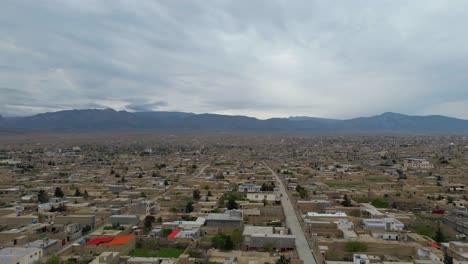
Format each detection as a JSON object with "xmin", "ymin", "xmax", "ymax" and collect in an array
[
  {"xmin": 85, "ymin": 237, "xmax": 113, "ymax": 246},
  {"xmin": 167, "ymin": 230, "xmax": 181, "ymax": 238},
  {"xmin": 428, "ymin": 242, "xmax": 441, "ymax": 249},
  {"xmin": 106, "ymin": 235, "xmax": 135, "ymax": 245}
]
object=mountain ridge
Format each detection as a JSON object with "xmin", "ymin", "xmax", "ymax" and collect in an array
[{"xmin": 1, "ymin": 109, "xmax": 467, "ymax": 134}]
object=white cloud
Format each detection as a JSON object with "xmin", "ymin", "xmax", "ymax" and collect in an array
[{"xmin": 0, "ymin": 1, "xmax": 468, "ymax": 119}]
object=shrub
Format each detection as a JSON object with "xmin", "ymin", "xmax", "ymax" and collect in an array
[{"xmin": 345, "ymin": 241, "xmax": 368, "ymax": 252}]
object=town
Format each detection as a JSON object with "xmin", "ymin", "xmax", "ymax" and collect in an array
[{"xmin": 0, "ymin": 132, "xmax": 466, "ymax": 264}]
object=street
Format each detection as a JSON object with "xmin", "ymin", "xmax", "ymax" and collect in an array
[{"xmin": 264, "ymin": 162, "xmax": 318, "ymax": 264}]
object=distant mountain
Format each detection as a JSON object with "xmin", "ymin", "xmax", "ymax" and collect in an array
[{"xmin": 1, "ymin": 109, "xmax": 468, "ymax": 134}]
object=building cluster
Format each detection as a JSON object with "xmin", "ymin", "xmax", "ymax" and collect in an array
[{"xmin": 0, "ymin": 133, "xmax": 466, "ymax": 264}]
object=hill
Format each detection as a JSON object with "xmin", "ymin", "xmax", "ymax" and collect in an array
[{"xmin": 1, "ymin": 109, "xmax": 467, "ymax": 134}]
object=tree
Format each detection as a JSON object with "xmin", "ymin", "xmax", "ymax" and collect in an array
[
  {"xmin": 46, "ymin": 255, "xmax": 60, "ymax": 264},
  {"xmin": 224, "ymin": 236, "xmax": 234, "ymax": 250},
  {"xmin": 276, "ymin": 255, "xmax": 291, "ymax": 264},
  {"xmin": 54, "ymin": 187, "xmax": 64, "ymax": 198},
  {"xmin": 295, "ymin": 185, "xmax": 308, "ymax": 198},
  {"xmin": 193, "ymin": 189, "xmax": 201, "ymax": 200},
  {"xmin": 226, "ymin": 196, "xmax": 239, "ymax": 210},
  {"xmin": 447, "ymin": 196, "xmax": 454, "ymax": 204},
  {"xmin": 371, "ymin": 198, "xmax": 388, "ymax": 208},
  {"xmin": 74, "ymin": 188, "xmax": 82, "ymax": 197},
  {"xmin": 444, "ymin": 253, "xmax": 454, "ymax": 264},
  {"xmin": 435, "ymin": 222, "xmax": 446, "ymax": 243},
  {"xmin": 185, "ymin": 201, "xmax": 194, "ymax": 213},
  {"xmin": 231, "ymin": 229, "xmax": 242, "ymax": 246},
  {"xmin": 345, "ymin": 241, "xmax": 368, "ymax": 252},
  {"xmin": 207, "ymin": 191, "xmax": 212, "ymax": 196},
  {"xmin": 157, "ymin": 216, "xmax": 163, "ymax": 224},
  {"xmin": 83, "ymin": 190, "xmax": 89, "ymax": 200},
  {"xmin": 212, "ymin": 234, "xmax": 234, "ymax": 250},
  {"xmin": 263, "ymin": 242, "xmax": 274, "ymax": 252},
  {"xmin": 341, "ymin": 194, "xmax": 352, "ymax": 207},
  {"xmin": 37, "ymin": 190, "xmax": 49, "ymax": 203},
  {"xmin": 164, "ymin": 180, "xmax": 169, "ymax": 186},
  {"xmin": 144, "ymin": 215, "xmax": 156, "ymax": 232},
  {"xmin": 140, "ymin": 192, "xmax": 146, "ymax": 198}
]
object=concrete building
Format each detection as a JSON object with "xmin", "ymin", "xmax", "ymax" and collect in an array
[
  {"xmin": 128, "ymin": 201, "xmax": 159, "ymax": 215},
  {"xmin": 442, "ymin": 241, "xmax": 468, "ymax": 261},
  {"xmin": 353, "ymin": 254, "xmax": 370, "ymax": 264},
  {"xmin": 89, "ymin": 252, "xmax": 120, "ymax": 264},
  {"xmin": 242, "ymin": 225, "xmax": 295, "ymax": 250},
  {"xmin": 55, "ymin": 215, "xmax": 96, "ymax": 228},
  {"xmin": 238, "ymin": 184, "xmax": 262, "ymax": 193},
  {"xmin": 246, "ymin": 192, "xmax": 280, "ymax": 203},
  {"xmin": 205, "ymin": 210, "xmax": 243, "ymax": 228},
  {"xmin": 362, "ymin": 218, "xmax": 404, "ymax": 231},
  {"xmin": 404, "ymin": 158, "xmax": 434, "ymax": 170},
  {"xmin": 25, "ymin": 238, "xmax": 61, "ymax": 255},
  {"xmin": 0, "ymin": 247, "xmax": 43, "ymax": 264},
  {"xmin": 109, "ymin": 215, "xmax": 139, "ymax": 226}
]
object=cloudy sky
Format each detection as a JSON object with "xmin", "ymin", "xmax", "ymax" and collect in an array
[{"xmin": 1, "ymin": 1, "xmax": 468, "ymax": 119}]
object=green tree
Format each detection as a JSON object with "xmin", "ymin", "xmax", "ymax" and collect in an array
[
  {"xmin": 54, "ymin": 187, "xmax": 64, "ymax": 198},
  {"xmin": 435, "ymin": 222, "xmax": 446, "ymax": 243},
  {"xmin": 444, "ymin": 253, "xmax": 454, "ymax": 264},
  {"xmin": 46, "ymin": 255, "xmax": 60, "ymax": 264},
  {"xmin": 447, "ymin": 196, "xmax": 454, "ymax": 204},
  {"xmin": 211, "ymin": 234, "xmax": 234, "ymax": 250},
  {"xmin": 224, "ymin": 236, "xmax": 234, "ymax": 250},
  {"xmin": 164, "ymin": 180, "xmax": 169, "ymax": 186},
  {"xmin": 74, "ymin": 188, "xmax": 82, "ymax": 197},
  {"xmin": 144, "ymin": 215, "xmax": 156, "ymax": 232},
  {"xmin": 157, "ymin": 217, "xmax": 163, "ymax": 224},
  {"xmin": 263, "ymin": 242, "xmax": 274, "ymax": 252},
  {"xmin": 345, "ymin": 241, "xmax": 368, "ymax": 252},
  {"xmin": 371, "ymin": 198, "xmax": 388, "ymax": 208},
  {"xmin": 83, "ymin": 190, "xmax": 89, "ymax": 200},
  {"xmin": 231, "ymin": 229, "xmax": 242, "ymax": 246},
  {"xmin": 341, "ymin": 194, "xmax": 352, "ymax": 207},
  {"xmin": 193, "ymin": 189, "xmax": 201, "ymax": 200},
  {"xmin": 37, "ymin": 190, "xmax": 49, "ymax": 203},
  {"xmin": 227, "ymin": 196, "xmax": 239, "ymax": 210},
  {"xmin": 185, "ymin": 201, "xmax": 194, "ymax": 213}
]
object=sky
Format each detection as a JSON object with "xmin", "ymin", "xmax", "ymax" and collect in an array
[{"xmin": 1, "ymin": 1, "xmax": 468, "ymax": 119}]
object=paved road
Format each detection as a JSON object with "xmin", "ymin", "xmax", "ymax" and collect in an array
[{"xmin": 264, "ymin": 162, "xmax": 317, "ymax": 264}]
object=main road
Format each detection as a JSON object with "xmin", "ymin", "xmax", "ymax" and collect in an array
[{"xmin": 264, "ymin": 162, "xmax": 318, "ymax": 264}]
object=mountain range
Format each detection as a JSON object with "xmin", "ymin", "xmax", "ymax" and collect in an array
[{"xmin": 1, "ymin": 109, "xmax": 468, "ymax": 134}]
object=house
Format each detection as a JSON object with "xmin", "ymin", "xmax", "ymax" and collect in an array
[
  {"xmin": 246, "ymin": 193, "xmax": 280, "ymax": 203},
  {"xmin": 82, "ymin": 235, "xmax": 136, "ymax": 255},
  {"xmin": 404, "ymin": 158, "xmax": 433, "ymax": 170},
  {"xmin": 0, "ymin": 247, "xmax": 43, "ymax": 264},
  {"xmin": 128, "ymin": 201, "xmax": 159, "ymax": 215},
  {"xmin": 109, "ymin": 215, "xmax": 139, "ymax": 226},
  {"xmin": 25, "ymin": 238, "xmax": 61, "ymax": 255},
  {"xmin": 205, "ymin": 210, "xmax": 243, "ymax": 228},
  {"xmin": 89, "ymin": 252, "xmax": 120, "ymax": 264},
  {"xmin": 362, "ymin": 218, "xmax": 404, "ymax": 231},
  {"xmin": 238, "ymin": 184, "xmax": 261, "ymax": 193},
  {"xmin": 442, "ymin": 241, "xmax": 468, "ymax": 261},
  {"xmin": 242, "ymin": 225, "xmax": 295, "ymax": 250},
  {"xmin": 55, "ymin": 215, "xmax": 96, "ymax": 228}
]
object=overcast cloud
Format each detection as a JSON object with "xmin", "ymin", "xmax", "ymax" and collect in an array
[{"xmin": 1, "ymin": 0, "xmax": 468, "ymax": 119}]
